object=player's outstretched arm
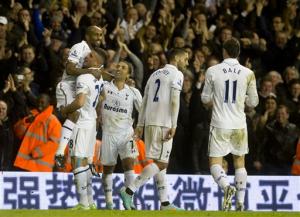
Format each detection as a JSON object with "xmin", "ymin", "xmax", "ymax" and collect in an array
[{"xmin": 66, "ymin": 61, "xmax": 102, "ymax": 78}]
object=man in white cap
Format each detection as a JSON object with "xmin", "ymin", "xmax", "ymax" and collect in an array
[
  {"xmin": 0, "ymin": 16, "xmax": 7, "ymax": 25},
  {"xmin": 0, "ymin": 16, "xmax": 7, "ymax": 40}
]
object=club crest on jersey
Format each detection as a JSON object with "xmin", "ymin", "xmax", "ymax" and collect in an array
[
  {"xmin": 70, "ymin": 50, "xmax": 78, "ymax": 57},
  {"xmin": 77, "ymin": 82, "xmax": 83, "ymax": 89},
  {"xmin": 113, "ymin": 99, "xmax": 121, "ymax": 107},
  {"xmin": 177, "ymin": 79, "xmax": 182, "ymax": 86}
]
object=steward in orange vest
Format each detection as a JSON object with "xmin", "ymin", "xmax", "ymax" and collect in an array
[
  {"xmin": 14, "ymin": 94, "xmax": 62, "ymax": 172},
  {"xmin": 14, "ymin": 109, "xmax": 39, "ymax": 140},
  {"xmin": 134, "ymin": 139, "xmax": 152, "ymax": 174},
  {"xmin": 291, "ymin": 138, "xmax": 300, "ymax": 175}
]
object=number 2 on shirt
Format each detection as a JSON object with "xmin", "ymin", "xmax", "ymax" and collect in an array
[
  {"xmin": 93, "ymin": 84, "xmax": 101, "ymax": 107},
  {"xmin": 153, "ymin": 79, "xmax": 160, "ymax": 102},
  {"xmin": 224, "ymin": 79, "xmax": 237, "ymax": 103}
]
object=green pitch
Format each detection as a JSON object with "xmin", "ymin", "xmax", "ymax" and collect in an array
[{"xmin": 0, "ymin": 210, "xmax": 300, "ymax": 217}]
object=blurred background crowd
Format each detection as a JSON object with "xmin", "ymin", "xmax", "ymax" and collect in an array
[{"xmin": 0, "ymin": 0, "xmax": 299, "ymax": 175}]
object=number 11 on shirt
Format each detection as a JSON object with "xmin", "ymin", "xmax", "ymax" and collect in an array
[{"xmin": 224, "ymin": 79, "xmax": 237, "ymax": 103}]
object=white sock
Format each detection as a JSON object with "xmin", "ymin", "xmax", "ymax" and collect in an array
[
  {"xmin": 86, "ymin": 168, "xmax": 94, "ymax": 205},
  {"xmin": 154, "ymin": 169, "xmax": 169, "ymax": 203},
  {"xmin": 210, "ymin": 164, "xmax": 229, "ymax": 190},
  {"xmin": 73, "ymin": 165, "xmax": 89, "ymax": 207},
  {"xmin": 56, "ymin": 119, "xmax": 76, "ymax": 155},
  {"xmin": 102, "ymin": 173, "xmax": 113, "ymax": 203},
  {"xmin": 235, "ymin": 168, "xmax": 247, "ymax": 204},
  {"xmin": 129, "ymin": 163, "xmax": 160, "ymax": 192},
  {"xmin": 124, "ymin": 170, "xmax": 135, "ymax": 188}
]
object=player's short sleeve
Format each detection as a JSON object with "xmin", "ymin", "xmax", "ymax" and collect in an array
[
  {"xmin": 76, "ymin": 74, "xmax": 90, "ymax": 95},
  {"xmin": 171, "ymin": 71, "xmax": 184, "ymax": 91},
  {"xmin": 68, "ymin": 43, "xmax": 83, "ymax": 64}
]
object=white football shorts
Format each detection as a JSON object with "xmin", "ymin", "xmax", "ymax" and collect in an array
[
  {"xmin": 100, "ymin": 131, "xmax": 138, "ymax": 165},
  {"xmin": 56, "ymin": 81, "xmax": 76, "ymax": 108},
  {"xmin": 208, "ymin": 126, "xmax": 248, "ymax": 157},
  {"xmin": 144, "ymin": 126, "xmax": 173, "ymax": 163},
  {"xmin": 69, "ymin": 124, "xmax": 97, "ymax": 158}
]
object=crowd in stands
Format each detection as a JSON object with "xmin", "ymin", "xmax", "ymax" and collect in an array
[{"xmin": 0, "ymin": 0, "xmax": 299, "ymax": 175}]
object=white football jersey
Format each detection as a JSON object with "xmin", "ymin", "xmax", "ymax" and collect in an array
[
  {"xmin": 201, "ymin": 58, "xmax": 259, "ymax": 129},
  {"xmin": 101, "ymin": 80, "xmax": 142, "ymax": 134},
  {"xmin": 142, "ymin": 64, "xmax": 183, "ymax": 128},
  {"xmin": 61, "ymin": 40, "xmax": 91, "ymax": 83},
  {"xmin": 75, "ymin": 74, "xmax": 103, "ymax": 128}
]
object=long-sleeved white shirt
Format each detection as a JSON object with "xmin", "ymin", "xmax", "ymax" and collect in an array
[{"xmin": 201, "ymin": 58, "xmax": 258, "ymax": 129}]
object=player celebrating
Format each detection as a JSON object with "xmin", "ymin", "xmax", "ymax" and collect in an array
[
  {"xmin": 100, "ymin": 61, "xmax": 142, "ymax": 209},
  {"xmin": 201, "ymin": 38, "xmax": 258, "ymax": 211},
  {"xmin": 120, "ymin": 49, "xmax": 189, "ymax": 210},
  {"xmin": 55, "ymin": 26, "xmax": 104, "ymax": 167},
  {"xmin": 60, "ymin": 50, "xmax": 104, "ymax": 210}
]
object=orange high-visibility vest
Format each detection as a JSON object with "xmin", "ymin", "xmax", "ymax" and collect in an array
[
  {"xmin": 134, "ymin": 139, "xmax": 152, "ymax": 174},
  {"xmin": 291, "ymin": 138, "xmax": 300, "ymax": 175},
  {"xmin": 14, "ymin": 109, "xmax": 39, "ymax": 140},
  {"xmin": 14, "ymin": 106, "xmax": 62, "ymax": 172}
]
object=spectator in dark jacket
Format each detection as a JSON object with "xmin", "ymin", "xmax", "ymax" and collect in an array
[
  {"xmin": 0, "ymin": 100, "xmax": 19, "ymax": 170},
  {"xmin": 262, "ymin": 105, "xmax": 299, "ymax": 175}
]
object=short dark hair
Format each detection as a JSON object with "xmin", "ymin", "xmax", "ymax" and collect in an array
[
  {"xmin": 277, "ymin": 104, "xmax": 289, "ymax": 114},
  {"xmin": 223, "ymin": 38, "xmax": 240, "ymax": 58},
  {"xmin": 288, "ymin": 78, "xmax": 300, "ymax": 88},
  {"xmin": 167, "ymin": 48, "xmax": 186, "ymax": 62},
  {"xmin": 94, "ymin": 47, "xmax": 107, "ymax": 66},
  {"xmin": 21, "ymin": 44, "xmax": 35, "ymax": 53}
]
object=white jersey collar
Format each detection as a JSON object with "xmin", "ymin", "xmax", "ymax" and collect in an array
[
  {"xmin": 111, "ymin": 79, "xmax": 129, "ymax": 91},
  {"xmin": 82, "ymin": 40, "xmax": 89, "ymax": 46},
  {"xmin": 165, "ymin": 64, "xmax": 178, "ymax": 71},
  {"xmin": 222, "ymin": 58, "xmax": 239, "ymax": 66}
]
